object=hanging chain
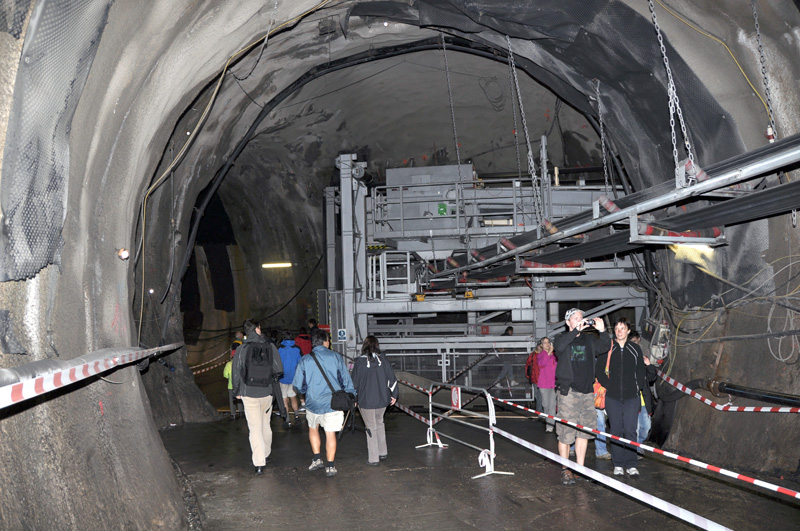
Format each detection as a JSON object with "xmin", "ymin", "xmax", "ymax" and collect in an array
[
  {"xmin": 441, "ymin": 33, "xmax": 464, "ymax": 183},
  {"xmin": 506, "ymin": 35, "xmax": 544, "ymax": 224},
  {"xmin": 594, "ymin": 79, "xmax": 610, "ymax": 195},
  {"xmin": 752, "ymin": 0, "xmax": 777, "ymax": 136},
  {"xmin": 752, "ymin": 1, "xmax": 794, "ymax": 224},
  {"xmin": 648, "ymin": 0, "xmax": 696, "ymax": 181},
  {"xmin": 508, "ymin": 51, "xmax": 523, "ymax": 181}
]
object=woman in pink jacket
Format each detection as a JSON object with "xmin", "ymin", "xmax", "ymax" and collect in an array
[{"xmin": 535, "ymin": 337, "xmax": 558, "ymax": 433}]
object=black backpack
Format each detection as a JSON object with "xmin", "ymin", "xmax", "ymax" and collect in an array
[{"xmin": 242, "ymin": 342, "xmax": 273, "ymax": 387}]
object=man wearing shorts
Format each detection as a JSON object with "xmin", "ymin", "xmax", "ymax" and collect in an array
[
  {"xmin": 554, "ymin": 308, "xmax": 611, "ymax": 485},
  {"xmin": 278, "ymin": 334, "xmax": 302, "ymax": 428},
  {"xmin": 292, "ymin": 327, "xmax": 356, "ymax": 477}
]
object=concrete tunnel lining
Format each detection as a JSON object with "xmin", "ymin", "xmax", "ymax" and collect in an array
[{"xmin": 1, "ymin": 0, "xmax": 800, "ymax": 527}]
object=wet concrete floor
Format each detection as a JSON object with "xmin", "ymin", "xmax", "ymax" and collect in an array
[{"xmin": 162, "ymin": 410, "xmax": 800, "ymax": 530}]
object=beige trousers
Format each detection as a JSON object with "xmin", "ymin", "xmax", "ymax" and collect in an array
[{"xmin": 242, "ymin": 395, "xmax": 274, "ymax": 466}]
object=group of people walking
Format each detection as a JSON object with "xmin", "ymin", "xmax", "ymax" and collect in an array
[
  {"xmin": 221, "ymin": 309, "xmax": 654, "ymax": 483},
  {"xmin": 225, "ymin": 318, "xmax": 398, "ymax": 477}
]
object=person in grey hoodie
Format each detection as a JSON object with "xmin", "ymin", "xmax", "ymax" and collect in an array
[
  {"xmin": 232, "ymin": 319, "xmax": 283, "ymax": 475},
  {"xmin": 351, "ymin": 336, "xmax": 398, "ymax": 465}
]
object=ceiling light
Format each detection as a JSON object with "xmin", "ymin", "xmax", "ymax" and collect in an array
[{"xmin": 262, "ymin": 262, "xmax": 292, "ymax": 269}]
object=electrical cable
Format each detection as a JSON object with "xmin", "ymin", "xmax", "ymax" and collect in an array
[
  {"xmin": 137, "ymin": 0, "xmax": 335, "ymax": 345},
  {"xmin": 654, "ymin": 0, "xmax": 772, "ymax": 124}
]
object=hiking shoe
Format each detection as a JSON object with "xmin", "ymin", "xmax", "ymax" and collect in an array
[
  {"xmin": 613, "ymin": 467, "xmax": 624, "ymax": 476},
  {"xmin": 561, "ymin": 469, "xmax": 576, "ymax": 485},
  {"xmin": 596, "ymin": 453, "xmax": 611, "ymax": 460},
  {"xmin": 626, "ymin": 467, "xmax": 639, "ymax": 476},
  {"xmin": 254, "ymin": 466, "xmax": 264, "ymax": 475},
  {"xmin": 545, "ymin": 426, "xmax": 554, "ymax": 433},
  {"xmin": 325, "ymin": 466, "xmax": 337, "ymax": 477},
  {"xmin": 379, "ymin": 455, "xmax": 387, "ymax": 461},
  {"xmin": 308, "ymin": 459, "xmax": 324, "ymax": 471}
]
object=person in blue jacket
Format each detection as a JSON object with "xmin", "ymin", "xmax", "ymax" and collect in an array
[
  {"xmin": 351, "ymin": 336, "xmax": 398, "ymax": 465},
  {"xmin": 278, "ymin": 334, "xmax": 302, "ymax": 428},
  {"xmin": 292, "ymin": 328, "xmax": 355, "ymax": 477}
]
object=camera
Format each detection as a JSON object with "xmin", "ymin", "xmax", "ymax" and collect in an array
[{"xmin": 582, "ymin": 318, "xmax": 596, "ymax": 327}]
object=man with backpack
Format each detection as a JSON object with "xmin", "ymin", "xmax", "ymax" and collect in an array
[{"xmin": 232, "ymin": 319, "xmax": 284, "ymax": 475}]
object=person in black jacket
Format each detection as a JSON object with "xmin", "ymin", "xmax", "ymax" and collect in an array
[
  {"xmin": 351, "ymin": 336, "xmax": 399, "ymax": 465},
  {"xmin": 595, "ymin": 318, "xmax": 646, "ymax": 476},
  {"xmin": 232, "ymin": 319, "xmax": 284, "ymax": 475},
  {"xmin": 554, "ymin": 308, "xmax": 611, "ymax": 485}
]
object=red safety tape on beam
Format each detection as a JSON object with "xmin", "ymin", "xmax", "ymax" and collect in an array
[
  {"xmin": 494, "ymin": 397, "xmax": 800, "ymax": 500},
  {"xmin": 490, "ymin": 425, "xmax": 731, "ymax": 531},
  {"xmin": 657, "ymin": 370, "xmax": 800, "ymax": 412},
  {"xmin": 0, "ymin": 344, "xmax": 181, "ymax": 410}
]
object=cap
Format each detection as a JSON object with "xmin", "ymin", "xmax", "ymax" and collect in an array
[{"xmin": 564, "ymin": 308, "xmax": 582, "ymax": 321}]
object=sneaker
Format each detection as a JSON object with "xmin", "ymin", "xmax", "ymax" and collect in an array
[
  {"xmin": 282, "ymin": 420, "xmax": 291, "ymax": 429},
  {"xmin": 561, "ymin": 469, "xmax": 576, "ymax": 485},
  {"xmin": 325, "ymin": 466, "xmax": 337, "ymax": 477},
  {"xmin": 379, "ymin": 455, "xmax": 387, "ymax": 461},
  {"xmin": 626, "ymin": 467, "xmax": 639, "ymax": 476},
  {"xmin": 545, "ymin": 427, "xmax": 554, "ymax": 433},
  {"xmin": 613, "ymin": 467, "xmax": 624, "ymax": 476},
  {"xmin": 509, "ymin": 380, "xmax": 520, "ymax": 387},
  {"xmin": 308, "ymin": 459, "xmax": 324, "ymax": 471},
  {"xmin": 254, "ymin": 466, "xmax": 264, "ymax": 475},
  {"xmin": 299, "ymin": 406, "xmax": 306, "ymax": 412},
  {"xmin": 366, "ymin": 461, "xmax": 379, "ymax": 466},
  {"xmin": 596, "ymin": 453, "xmax": 611, "ymax": 460}
]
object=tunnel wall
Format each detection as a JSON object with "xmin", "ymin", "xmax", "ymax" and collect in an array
[
  {"xmin": 1, "ymin": 3, "xmax": 800, "ymax": 529},
  {"xmin": 0, "ymin": 0, "xmax": 320, "ymax": 527}
]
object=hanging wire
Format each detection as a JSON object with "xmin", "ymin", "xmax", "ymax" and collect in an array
[
  {"xmin": 233, "ymin": 0, "xmax": 280, "ymax": 82},
  {"xmin": 440, "ymin": 33, "xmax": 464, "ymax": 183},
  {"xmin": 594, "ymin": 79, "xmax": 611, "ymax": 195},
  {"xmin": 507, "ymin": 50, "xmax": 523, "ymax": 182},
  {"xmin": 506, "ymin": 35, "xmax": 544, "ymax": 224}
]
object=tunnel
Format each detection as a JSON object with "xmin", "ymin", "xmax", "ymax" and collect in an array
[{"xmin": 1, "ymin": 0, "xmax": 799, "ymax": 528}]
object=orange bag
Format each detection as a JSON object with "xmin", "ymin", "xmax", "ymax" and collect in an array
[{"xmin": 593, "ymin": 345, "xmax": 613, "ymax": 409}]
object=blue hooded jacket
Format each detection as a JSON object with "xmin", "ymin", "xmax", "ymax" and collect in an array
[{"xmin": 278, "ymin": 339, "xmax": 302, "ymax": 384}]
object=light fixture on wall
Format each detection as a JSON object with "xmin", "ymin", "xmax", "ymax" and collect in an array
[
  {"xmin": 117, "ymin": 248, "xmax": 130, "ymax": 261},
  {"xmin": 261, "ymin": 262, "xmax": 292, "ymax": 269}
]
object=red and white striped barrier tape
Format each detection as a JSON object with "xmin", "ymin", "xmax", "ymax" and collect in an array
[
  {"xmin": 393, "ymin": 402, "xmax": 431, "ymax": 425},
  {"xmin": 188, "ymin": 350, "xmax": 229, "ymax": 370},
  {"xmin": 490, "ymin": 425, "xmax": 731, "ymax": 531},
  {"xmin": 397, "ymin": 390, "xmax": 731, "ymax": 529},
  {"xmin": 191, "ymin": 360, "xmax": 228, "ymax": 375},
  {"xmin": 398, "ymin": 379, "xmax": 432, "ymax": 395},
  {"xmin": 0, "ymin": 343, "xmax": 182, "ymax": 411},
  {"xmin": 494, "ymin": 397, "xmax": 800, "ymax": 500},
  {"xmin": 657, "ymin": 371, "xmax": 800, "ymax": 413}
]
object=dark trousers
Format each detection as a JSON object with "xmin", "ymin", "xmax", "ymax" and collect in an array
[{"xmin": 605, "ymin": 396, "xmax": 640, "ymax": 469}]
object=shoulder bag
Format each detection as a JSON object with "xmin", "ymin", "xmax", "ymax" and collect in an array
[{"xmin": 310, "ymin": 353, "xmax": 356, "ymax": 411}]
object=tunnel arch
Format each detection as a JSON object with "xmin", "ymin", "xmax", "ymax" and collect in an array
[{"xmin": 1, "ymin": 0, "xmax": 799, "ymax": 526}]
